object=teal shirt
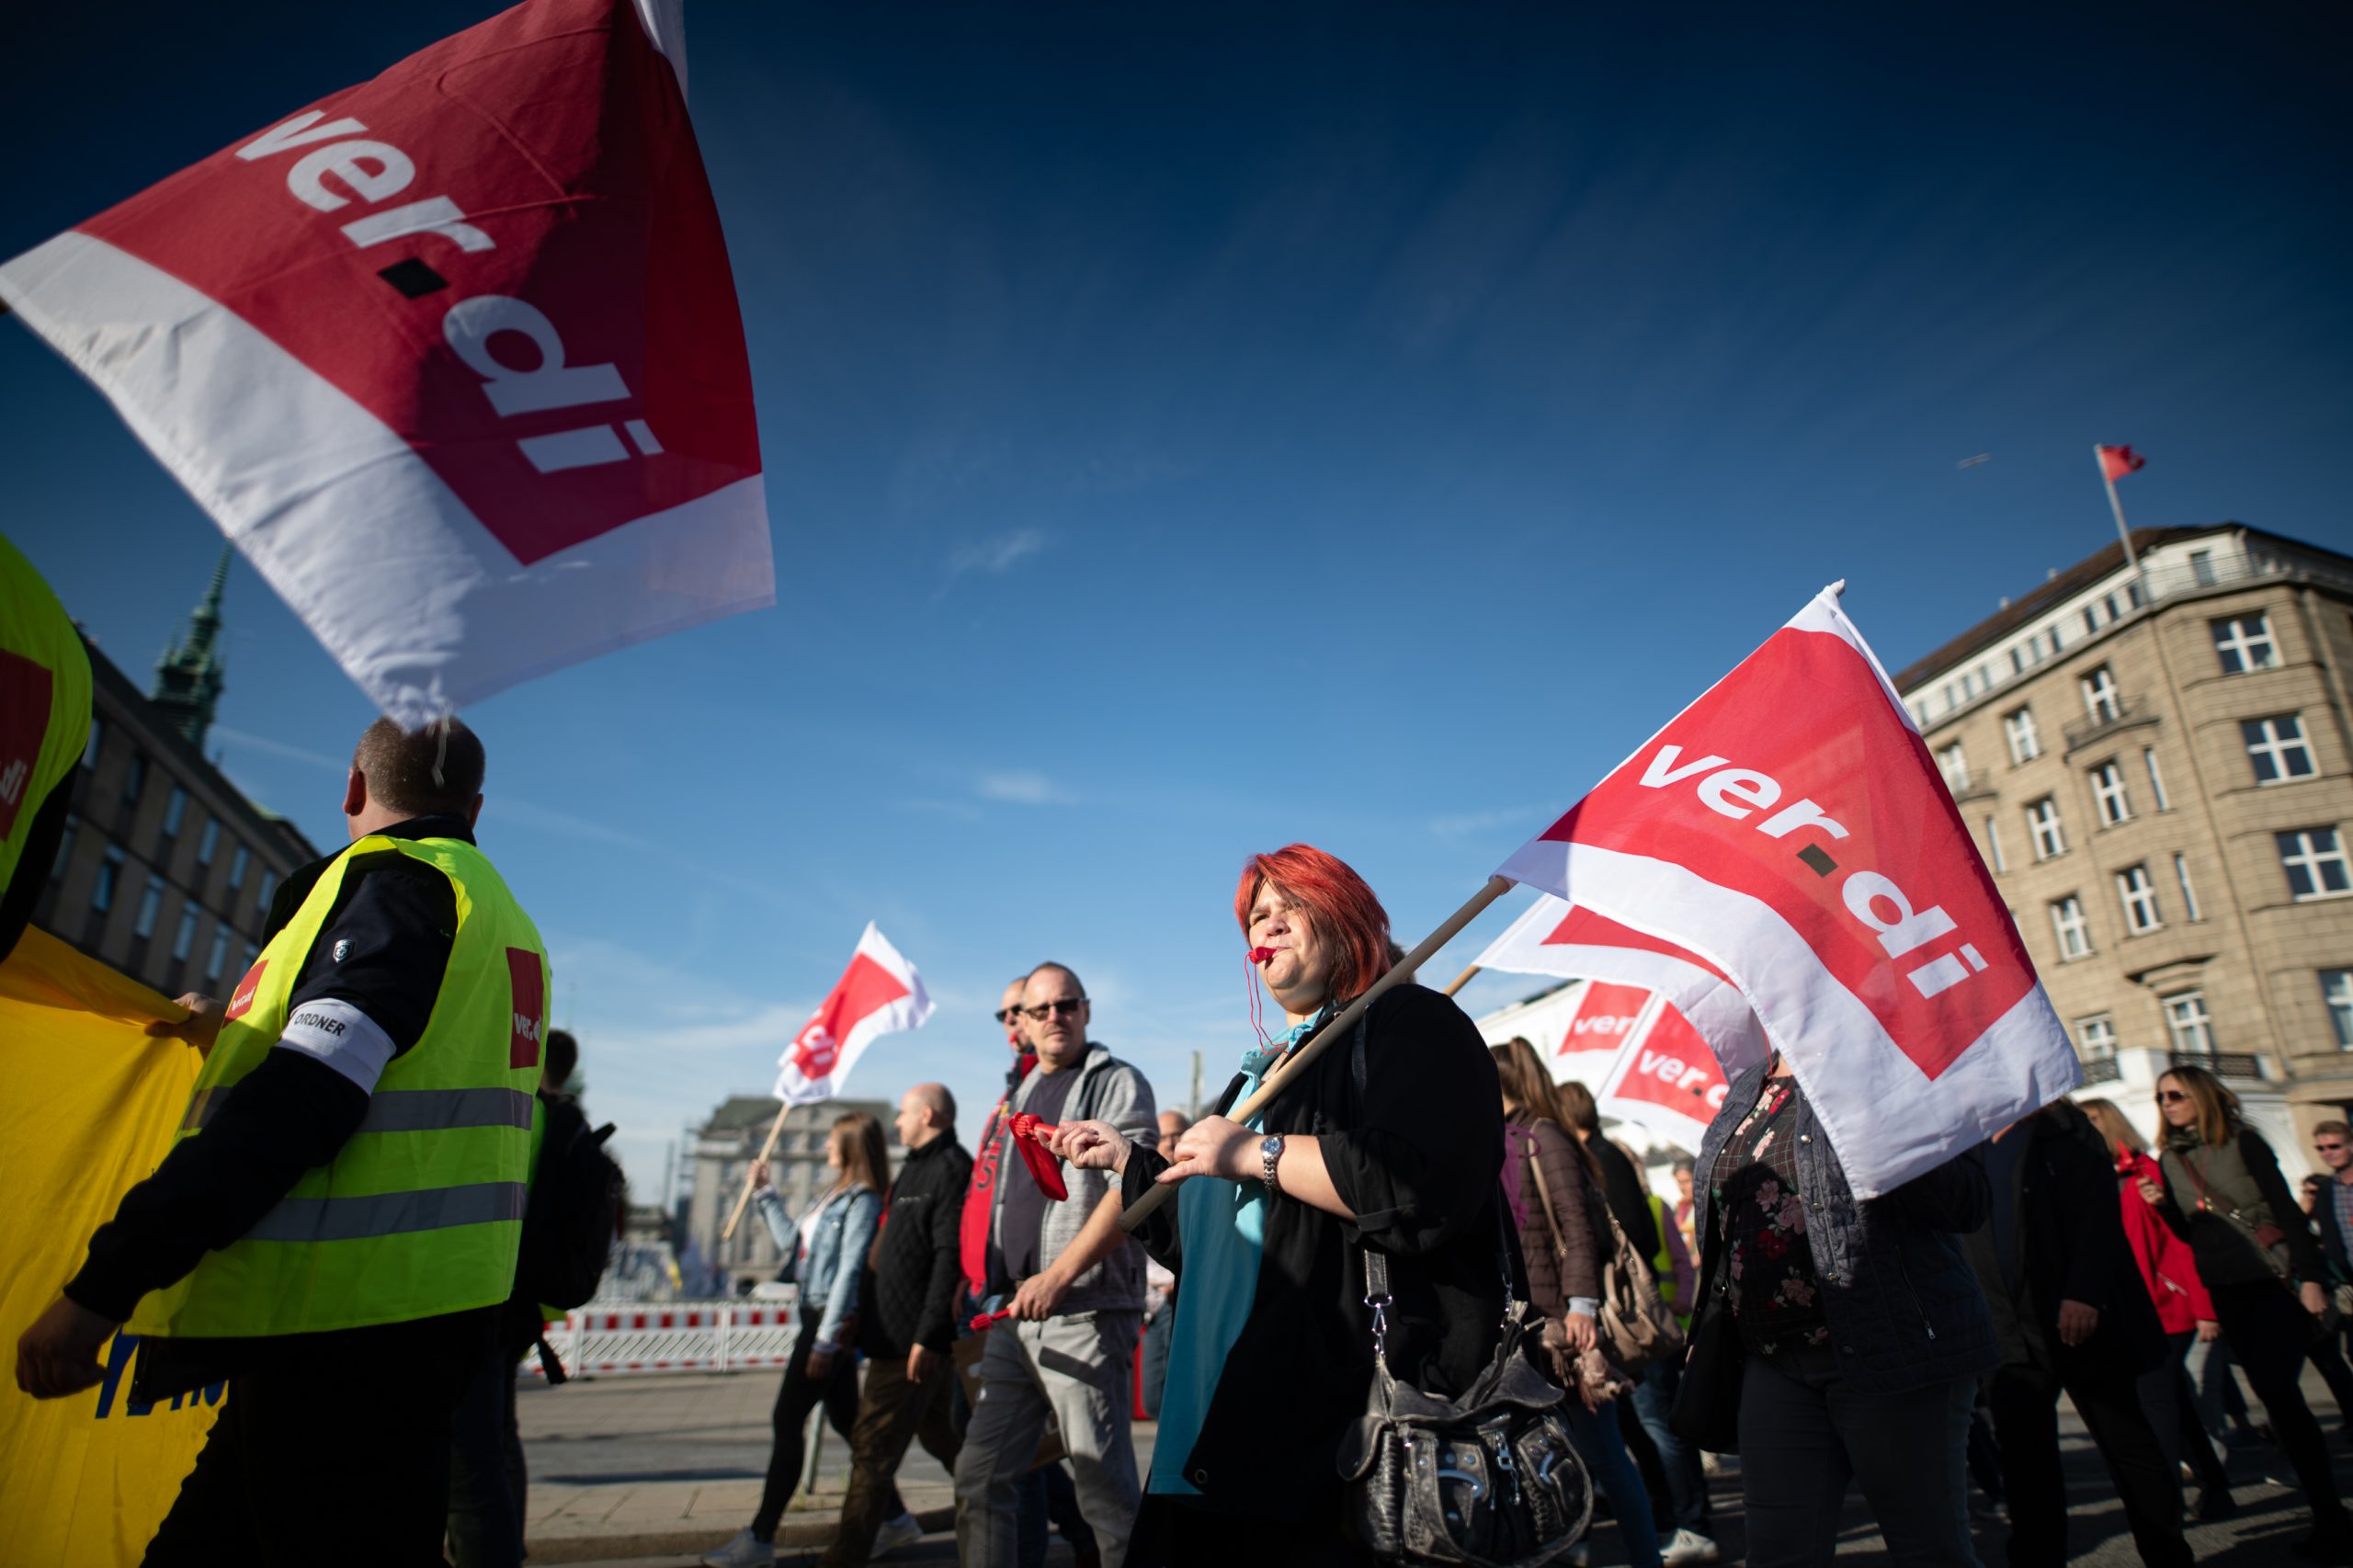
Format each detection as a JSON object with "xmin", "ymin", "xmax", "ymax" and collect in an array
[{"xmin": 1147, "ymin": 1018, "xmax": 1310, "ymax": 1495}]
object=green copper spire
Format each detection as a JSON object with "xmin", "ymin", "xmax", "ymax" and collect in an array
[{"xmin": 152, "ymin": 547, "xmax": 232, "ymax": 747}]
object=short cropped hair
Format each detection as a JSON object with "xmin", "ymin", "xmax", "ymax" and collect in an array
[
  {"xmin": 2316, "ymin": 1119, "xmax": 2351, "ymax": 1141},
  {"xmin": 354, "ymin": 715, "xmax": 484, "ymax": 817}
]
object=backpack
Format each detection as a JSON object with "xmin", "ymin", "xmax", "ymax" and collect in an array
[{"xmin": 505, "ymin": 1093, "xmax": 624, "ymax": 1378}]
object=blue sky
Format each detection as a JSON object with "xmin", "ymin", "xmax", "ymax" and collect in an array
[{"xmin": 4, "ymin": 2, "xmax": 2347, "ymax": 1193}]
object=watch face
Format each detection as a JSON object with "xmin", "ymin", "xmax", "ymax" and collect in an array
[{"xmin": 1260, "ymin": 1136, "xmax": 1281, "ymax": 1154}]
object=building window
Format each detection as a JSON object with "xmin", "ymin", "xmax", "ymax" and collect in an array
[
  {"xmin": 93, "ymin": 846, "xmax": 124, "ymax": 913},
  {"xmin": 84, "ymin": 721, "xmax": 103, "ymax": 770},
  {"xmin": 134, "ymin": 874, "xmax": 165, "ymax": 939},
  {"xmin": 164, "ymin": 786, "xmax": 188, "ymax": 836},
  {"xmin": 51, "ymin": 815, "xmax": 76, "ymax": 881},
  {"xmin": 2051, "ymin": 896, "xmax": 2092, "ymax": 960},
  {"xmin": 257, "ymin": 869, "xmax": 278, "ymax": 910},
  {"xmin": 2083, "ymin": 608, "xmax": 2101, "ymax": 638},
  {"xmin": 2280, "ymin": 829, "xmax": 2353, "ymax": 901},
  {"xmin": 2028, "ymin": 797, "xmax": 2067, "ymax": 860},
  {"xmin": 2211, "ymin": 614, "xmax": 2277, "ymax": 675},
  {"xmin": 1938, "ymin": 742, "xmax": 1969, "ymax": 792},
  {"xmin": 2244, "ymin": 715, "xmax": 2317, "ymax": 784},
  {"xmin": 1983, "ymin": 816, "xmax": 2007, "ymax": 875},
  {"xmin": 227, "ymin": 843, "xmax": 250, "ymax": 892},
  {"xmin": 197, "ymin": 817, "xmax": 219, "ymax": 867},
  {"xmin": 121, "ymin": 752, "xmax": 147, "ymax": 806},
  {"xmin": 171, "ymin": 907, "xmax": 199, "ymax": 962},
  {"xmin": 2081, "ymin": 666, "xmax": 2121, "ymax": 723},
  {"xmin": 2189, "ymin": 549, "xmax": 2217, "ymax": 586},
  {"xmin": 2005, "ymin": 707, "xmax": 2041, "ymax": 765},
  {"xmin": 2089, "ymin": 761, "xmax": 2132, "ymax": 825},
  {"xmin": 2164, "ymin": 992, "xmax": 2216, "ymax": 1056},
  {"xmin": 2117, "ymin": 864, "xmax": 2163, "ymax": 934},
  {"xmin": 2143, "ymin": 747, "xmax": 2170, "ymax": 811},
  {"xmin": 2175, "ymin": 854, "xmax": 2201, "ymax": 922},
  {"xmin": 2077, "ymin": 1015, "xmax": 2118, "ymax": 1061},
  {"xmin": 2325, "ymin": 970, "xmax": 2353, "ymax": 1051},
  {"xmin": 205, "ymin": 927, "xmax": 229, "ymax": 983}
]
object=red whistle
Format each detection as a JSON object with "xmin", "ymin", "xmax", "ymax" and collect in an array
[{"xmin": 1247, "ymin": 947, "xmax": 1277, "ymax": 963}]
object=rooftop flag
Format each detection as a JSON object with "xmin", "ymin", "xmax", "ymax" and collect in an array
[
  {"xmin": 1493, "ymin": 585, "xmax": 2079, "ymax": 1198},
  {"xmin": 0, "ymin": 0, "xmax": 771, "ymax": 729},
  {"xmin": 2097, "ymin": 444, "xmax": 2147, "ymax": 483}
]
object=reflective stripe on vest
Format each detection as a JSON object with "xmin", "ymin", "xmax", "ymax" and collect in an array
[{"xmin": 129, "ymin": 834, "xmax": 547, "ymax": 1339}]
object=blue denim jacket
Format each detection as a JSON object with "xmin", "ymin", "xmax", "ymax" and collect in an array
[
  {"xmin": 756, "ymin": 1183, "xmax": 881, "ymax": 1352},
  {"xmin": 1693, "ymin": 1062, "xmax": 1997, "ymax": 1395}
]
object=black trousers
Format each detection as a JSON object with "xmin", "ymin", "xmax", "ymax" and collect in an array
[
  {"xmin": 142, "ymin": 1309, "xmax": 492, "ymax": 1567},
  {"xmin": 2211, "ymin": 1277, "xmax": 2345, "ymax": 1518},
  {"xmin": 1986, "ymin": 1360, "xmax": 2190, "ymax": 1568},
  {"xmin": 2134, "ymin": 1330, "xmax": 2230, "ymax": 1496},
  {"xmin": 751, "ymin": 1307, "xmax": 864, "ymax": 1539}
]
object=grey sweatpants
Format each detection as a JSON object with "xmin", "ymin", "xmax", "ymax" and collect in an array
[{"xmin": 953, "ymin": 1310, "xmax": 1142, "ymax": 1568}]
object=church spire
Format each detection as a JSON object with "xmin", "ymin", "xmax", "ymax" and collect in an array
[{"xmin": 152, "ymin": 547, "xmax": 232, "ymax": 747}]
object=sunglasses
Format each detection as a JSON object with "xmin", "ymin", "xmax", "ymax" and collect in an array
[
  {"xmin": 1020, "ymin": 997, "xmax": 1087, "ymax": 1021},
  {"xmin": 2156, "ymin": 1089, "xmax": 2191, "ymax": 1104},
  {"xmin": 2321, "ymin": 1143, "xmax": 2347, "ymax": 1154},
  {"xmin": 992, "ymin": 1007, "xmax": 1017, "ymax": 1023}
]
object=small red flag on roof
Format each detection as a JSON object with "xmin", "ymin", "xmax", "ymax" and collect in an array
[{"xmin": 2097, "ymin": 444, "xmax": 2146, "ymax": 483}]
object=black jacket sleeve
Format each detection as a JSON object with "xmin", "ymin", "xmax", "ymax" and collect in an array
[
  {"xmin": 1591, "ymin": 1136, "xmax": 1662, "ymax": 1261},
  {"xmin": 2048, "ymin": 1135, "xmax": 2123, "ymax": 1309},
  {"xmin": 917, "ymin": 1147, "xmax": 973, "ymax": 1351},
  {"xmin": 1318, "ymin": 987, "xmax": 1505, "ymax": 1256},
  {"xmin": 1890, "ymin": 1144, "xmax": 1992, "ymax": 1233},
  {"xmin": 65, "ymin": 1051, "xmax": 369, "ymax": 1320},
  {"xmin": 61, "ymin": 851, "xmax": 458, "ymax": 1322},
  {"xmin": 1120, "ymin": 1147, "xmax": 1183, "ymax": 1275}
]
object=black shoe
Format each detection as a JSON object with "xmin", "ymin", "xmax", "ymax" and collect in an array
[
  {"xmin": 2292, "ymin": 1512, "xmax": 2353, "ymax": 1562},
  {"xmin": 2195, "ymin": 1489, "xmax": 2238, "ymax": 1522}
]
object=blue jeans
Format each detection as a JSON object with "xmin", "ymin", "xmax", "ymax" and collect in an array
[
  {"xmin": 1563, "ymin": 1397, "xmax": 1662, "ymax": 1568},
  {"xmin": 1738, "ymin": 1345, "xmax": 1978, "ymax": 1568},
  {"xmin": 1630, "ymin": 1358, "xmax": 1711, "ymax": 1531}
]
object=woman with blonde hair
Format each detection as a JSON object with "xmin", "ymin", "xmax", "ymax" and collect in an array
[
  {"xmin": 2139, "ymin": 1065, "xmax": 2345, "ymax": 1555},
  {"xmin": 1492, "ymin": 1037, "xmax": 1661, "ymax": 1568},
  {"xmin": 707, "ymin": 1112, "xmax": 888, "ymax": 1568}
]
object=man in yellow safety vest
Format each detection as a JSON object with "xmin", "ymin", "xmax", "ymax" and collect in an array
[
  {"xmin": 13, "ymin": 714, "xmax": 550, "ymax": 1567},
  {"xmin": 0, "ymin": 530, "xmax": 94, "ymax": 961}
]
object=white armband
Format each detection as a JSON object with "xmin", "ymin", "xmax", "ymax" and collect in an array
[{"xmin": 276, "ymin": 997, "xmax": 397, "ymax": 1093}]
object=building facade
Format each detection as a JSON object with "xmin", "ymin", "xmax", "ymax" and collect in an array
[
  {"xmin": 1895, "ymin": 523, "xmax": 2353, "ymax": 1149},
  {"xmin": 31, "ymin": 616, "xmax": 319, "ymax": 999},
  {"xmin": 685, "ymin": 1095, "xmax": 901, "ymax": 1296}
]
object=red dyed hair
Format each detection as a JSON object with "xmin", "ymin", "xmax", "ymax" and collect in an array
[{"xmin": 1233, "ymin": 844, "xmax": 1394, "ymax": 1004}]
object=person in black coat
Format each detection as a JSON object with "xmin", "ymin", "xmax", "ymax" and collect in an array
[{"xmin": 1967, "ymin": 1101, "xmax": 2188, "ymax": 1568}]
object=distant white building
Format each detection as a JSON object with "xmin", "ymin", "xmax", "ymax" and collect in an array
[{"xmin": 685, "ymin": 1095, "xmax": 900, "ymax": 1296}]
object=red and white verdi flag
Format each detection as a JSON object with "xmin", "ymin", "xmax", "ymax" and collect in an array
[
  {"xmin": 0, "ymin": 0, "xmax": 771, "ymax": 729},
  {"xmin": 1592, "ymin": 995, "xmax": 1733, "ymax": 1155},
  {"xmin": 1495, "ymin": 584, "xmax": 2078, "ymax": 1198},
  {"xmin": 775, "ymin": 924, "xmax": 934, "ymax": 1107}
]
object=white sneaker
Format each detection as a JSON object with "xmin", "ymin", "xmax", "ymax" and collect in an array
[
  {"xmin": 1663, "ymin": 1528, "xmax": 1721, "ymax": 1565},
  {"xmin": 702, "ymin": 1528, "xmax": 776, "ymax": 1568},
  {"xmin": 871, "ymin": 1510, "xmax": 925, "ymax": 1558}
]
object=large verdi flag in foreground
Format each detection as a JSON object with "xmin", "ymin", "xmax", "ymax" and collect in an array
[
  {"xmin": 0, "ymin": 0, "xmax": 771, "ymax": 729},
  {"xmin": 0, "ymin": 932, "xmax": 219, "ymax": 1566},
  {"xmin": 1495, "ymin": 585, "xmax": 2078, "ymax": 1198}
]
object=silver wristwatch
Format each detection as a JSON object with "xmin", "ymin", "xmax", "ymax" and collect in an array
[{"xmin": 1259, "ymin": 1134, "xmax": 1286, "ymax": 1197}]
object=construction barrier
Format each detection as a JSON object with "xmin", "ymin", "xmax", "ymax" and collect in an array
[{"xmin": 528, "ymin": 1295, "xmax": 801, "ymax": 1380}]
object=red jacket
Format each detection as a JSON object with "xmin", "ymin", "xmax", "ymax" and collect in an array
[{"xmin": 2115, "ymin": 1147, "xmax": 2215, "ymax": 1333}]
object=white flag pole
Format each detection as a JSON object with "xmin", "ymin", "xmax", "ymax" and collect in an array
[
  {"xmin": 1119, "ymin": 875, "xmax": 1514, "ymax": 1233},
  {"xmin": 722, "ymin": 1102, "xmax": 794, "ymax": 1244}
]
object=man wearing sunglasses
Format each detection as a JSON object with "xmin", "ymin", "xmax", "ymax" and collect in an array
[{"xmin": 955, "ymin": 962, "xmax": 1157, "ymax": 1568}]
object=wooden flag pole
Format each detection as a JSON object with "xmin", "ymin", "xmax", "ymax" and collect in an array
[
  {"xmin": 721, "ymin": 1100, "xmax": 794, "ymax": 1243},
  {"xmin": 1119, "ymin": 874, "xmax": 1513, "ymax": 1233},
  {"xmin": 1441, "ymin": 963, "xmax": 1482, "ymax": 997}
]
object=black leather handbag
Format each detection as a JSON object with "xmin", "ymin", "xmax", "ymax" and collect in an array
[{"xmin": 1336, "ymin": 1244, "xmax": 1592, "ymax": 1566}]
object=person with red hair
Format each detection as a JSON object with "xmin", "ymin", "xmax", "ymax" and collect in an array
[{"xmin": 1052, "ymin": 844, "xmax": 1506, "ymax": 1566}]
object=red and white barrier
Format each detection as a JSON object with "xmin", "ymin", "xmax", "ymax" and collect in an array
[{"xmin": 526, "ymin": 1294, "xmax": 801, "ymax": 1380}]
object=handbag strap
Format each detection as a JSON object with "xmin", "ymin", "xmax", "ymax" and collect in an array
[
  {"xmin": 1520, "ymin": 1124, "xmax": 1572, "ymax": 1267},
  {"xmin": 1361, "ymin": 1246, "xmax": 1394, "ymax": 1369}
]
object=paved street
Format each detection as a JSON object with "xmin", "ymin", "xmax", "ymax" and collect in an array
[{"xmin": 521, "ymin": 1364, "xmax": 2353, "ymax": 1566}]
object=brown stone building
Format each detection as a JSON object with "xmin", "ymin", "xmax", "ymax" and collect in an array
[
  {"xmin": 31, "ymin": 560, "xmax": 321, "ymax": 997},
  {"xmin": 685, "ymin": 1095, "xmax": 901, "ymax": 1295},
  {"xmin": 1896, "ymin": 523, "xmax": 2353, "ymax": 1153}
]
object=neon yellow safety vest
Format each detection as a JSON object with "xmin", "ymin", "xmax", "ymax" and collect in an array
[
  {"xmin": 131, "ymin": 833, "xmax": 550, "ymax": 1338},
  {"xmin": 0, "ymin": 532, "xmax": 94, "ymax": 902}
]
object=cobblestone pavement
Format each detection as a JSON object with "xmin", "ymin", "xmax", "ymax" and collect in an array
[{"xmin": 521, "ymin": 1364, "xmax": 2353, "ymax": 1565}]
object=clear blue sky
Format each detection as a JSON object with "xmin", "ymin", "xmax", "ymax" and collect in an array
[{"xmin": 5, "ymin": 2, "xmax": 2347, "ymax": 1193}]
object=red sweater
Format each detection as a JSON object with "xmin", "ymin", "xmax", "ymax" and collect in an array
[{"xmin": 2115, "ymin": 1147, "xmax": 2215, "ymax": 1333}]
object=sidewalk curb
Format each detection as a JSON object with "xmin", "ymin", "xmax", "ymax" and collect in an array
[{"xmin": 524, "ymin": 1504, "xmax": 956, "ymax": 1565}]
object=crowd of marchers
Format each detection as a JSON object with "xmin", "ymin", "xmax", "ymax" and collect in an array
[{"xmin": 14, "ymin": 715, "xmax": 2353, "ymax": 1568}]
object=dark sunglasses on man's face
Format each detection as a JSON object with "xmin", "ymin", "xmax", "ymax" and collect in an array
[
  {"xmin": 1021, "ymin": 997, "xmax": 1087, "ymax": 1021},
  {"xmin": 993, "ymin": 1007, "xmax": 1017, "ymax": 1024},
  {"xmin": 2321, "ymin": 1142, "xmax": 2347, "ymax": 1154}
]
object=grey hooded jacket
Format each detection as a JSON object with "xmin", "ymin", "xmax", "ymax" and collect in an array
[
  {"xmin": 998, "ymin": 1042, "xmax": 1158, "ymax": 1315},
  {"xmin": 1693, "ymin": 1062, "xmax": 1998, "ymax": 1395}
]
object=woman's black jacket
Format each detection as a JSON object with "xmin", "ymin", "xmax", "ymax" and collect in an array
[{"xmin": 1120, "ymin": 983, "xmax": 1507, "ymax": 1518}]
